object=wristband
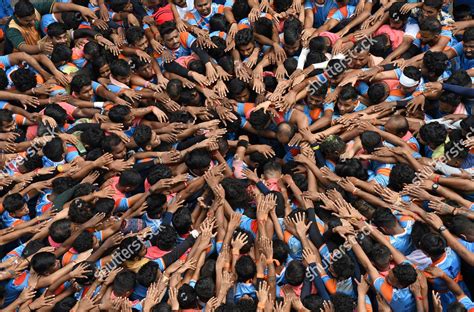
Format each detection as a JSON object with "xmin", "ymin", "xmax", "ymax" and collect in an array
[
  {"xmin": 190, "ymin": 229, "xmax": 200, "ymax": 238},
  {"xmin": 433, "ymin": 174, "xmax": 440, "ymax": 184},
  {"xmin": 93, "ymin": 102, "xmax": 105, "ymax": 109},
  {"xmin": 416, "ymin": 296, "xmax": 424, "ymax": 301},
  {"xmin": 352, "ymin": 188, "xmax": 358, "ymax": 195}
]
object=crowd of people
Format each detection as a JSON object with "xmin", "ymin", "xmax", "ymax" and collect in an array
[{"xmin": 0, "ymin": 0, "xmax": 473, "ymax": 311}]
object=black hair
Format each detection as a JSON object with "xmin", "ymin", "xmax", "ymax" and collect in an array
[
  {"xmin": 43, "ymin": 137, "xmax": 64, "ymax": 162},
  {"xmin": 146, "ymin": 193, "xmax": 167, "ymax": 218},
  {"xmin": 137, "ymin": 261, "xmax": 159, "ymax": 287},
  {"xmin": 389, "ymin": 2, "xmax": 410, "ymax": 22},
  {"xmin": 109, "ymin": 0, "xmax": 130, "ymax": 12},
  {"xmin": 45, "ymin": 104, "xmax": 68, "ymax": 125},
  {"xmin": 361, "ymin": 131, "xmax": 382, "ymax": 153},
  {"xmin": 52, "ymin": 177, "xmax": 75, "ymax": 195},
  {"xmin": 221, "ymin": 178, "xmax": 250, "ymax": 210},
  {"xmin": 113, "ymin": 269, "xmax": 137, "ymax": 296},
  {"xmin": 200, "ymin": 259, "xmax": 217, "ymax": 279},
  {"xmin": 339, "ymin": 85, "xmax": 358, "ymax": 101},
  {"xmin": 392, "ymin": 263, "xmax": 417, "ymax": 288},
  {"xmin": 133, "ymin": 125, "xmax": 153, "ymax": 149},
  {"xmin": 110, "ymin": 59, "xmax": 131, "ymax": 77},
  {"xmin": 81, "ymin": 127, "xmax": 105, "ymax": 149},
  {"xmin": 283, "ymin": 57, "xmax": 298, "ymax": 76},
  {"xmin": 147, "ymin": 164, "xmax": 172, "ymax": 185},
  {"xmin": 228, "ymin": 78, "xmax": 248, "ymax": 100},
  {"xmin": 464, "ymin": 27, "xmax": 474, "ymax": 42},
  {"xmin": 274, "ymin": 0, "xmax": 292, "ymax": 12},
  {"xmin": 94, "ymin": 198, "xmax": 115, "ymax": 215},
  {"xmin": 419, "ymin": 122, "xmax": 447, "ymax": 147},
  {"xmin": 218, "ymin": 55, "xmax": 234, "ymax": 74},
  {"xmin": 158, "ymin": 21, "xmax": 177, "ymax": 37},
  {"xmin": 72, "ymin": 231, "xmax": 94, "ymax": 252},
  {"xmin": 424, "ymin": 0, "xmax": 443, "ymax": 10},
  {"xmin": 283, "ymin": 17, "xmax": 302, "ymax": 45},
  {"xmin": 367, "ymin": 82, "xmax": 388, "ymax": 104},
  {"xmin": 151, "ymin": 303, "xmax": 172, "ymax": 312},
  {"xmin": 273, "ymin": 239, "xmax": 289, "ymax": 264},
  {"xmin": 232, "ymin": 0, "xmax": 251, "ymax": 22},
  {"xmin": 235, "ymin": 255, "xmax": 256, "ymax": 282},
  {"xmin": 419, "ymin": 233, "xmax": 446, "ymax": 258},
  {"xmin": 372, "ymin": 208, "xmax": 397, "ymax": 229},
  {"xmin": 285, "ymin": 260, "xmax": 306, "ymax": 286},
  {"xmin": 264, "ymin": 75, "xmax": 278, "ymax": 92},
  {"xmin": 189, "ymin": 59, "xmax": 205, "ymax": 74},
  {"xmin": 248, "ymin": 109, "xmax": 271, "ymax": 130},
  {"xmin": 446, "ymin": 70, "xmax": 471, "ymax": 87},
  {"xmin": 151, "ymin": 224, "xmax": 177, "ymax": 250},
  {"xmin": 73, "ymin": 261, "xmax": 96, "ymax": 285},
  {"xmin": 195, "ymin": 277, "xmax": 215, "ymax": 302},
  {"xmin": 235, "ymin": 28, "xmax": 254, "ymax": 47},
  {"xmin": 423, "ymin": 51, "xmax": 448, "ymax": 77},
  {"xmin": 302, "ymin": 294, "xmax": 324, "ymax": 311},
  {"xmin": 0, "ymin": 69, "xmax": 8, "ymax": 90},
  {"xmin": 232, "ymin": 228, "xmax": 254, "ymax": 254},
  {"xmin": 172, "ymin": 207, "xmax": 192, "ymax": 235},
  {"xmin": 68, "ymin": 199, "xmax": 94, "ymax": 224},
  {"xmin": 178, "ymin": 284, "xmax": 198, "ymax": 309},
  {"xmin": 420, "ymin": 16, "xmax": 442, "ymax": 34},
  {"xmin": 453, "ymin": 5, "xmax": 472, "ymax": 21},
  {"xmin": 388, "ymin": 163, "xmax": 416, "ymax": 192},
  {"xmin": 304, "ymin": 51, "xmax": 326, "ymax": 69},
  {"xmin": 52, "ymin": 296, "xmax": 78, "ymax": 312},
  {"xmin": 309, "ymin": 36, "xmax": 328, "ymax": 53},
  {"xmin": 22, "ymin": 240, "xmax": 46, "ymax": 258},
  {"xmin": 119, "ymin": 169, "xmax": 142, "ymax": 188},
  {"xmin": 118, "ymin": 237, "xmax": 144, "ymax": 261},
  {"xmin": 61, "ymin": 11, "xmax": 83, "ymax": 30},
  {"xmin": 254, "ymin": 17, "xmax": 273, "ymax": 39},
  {"xmin": 369, "ymin": 243, "xmax": 392, "ymax": 269},
  {"xmin": 209, "ymin": 13, "xmax": 228, "ymax": 32},
  {"xmin": 47, "ymin": 22, "xmax": 67, "ymax": 38},
  {"xmin": 126, "ymin": 26, "xmax": 145, "ymax": 45},
  {"xmin": 209, "ymin": 36, "xmax": 227, "ymax": 60},
  {"xmin": 185, "ymin": 148, "xmax": 211, "ymax": 171},
  {"xmin": 84, "ymin": 41, "xmax": 101, "ymax": 56},
  {"xmin": 102, "ymin": 133, "xmax": 123, "ymax": 153},
  {"xmin": 447, "ymin": 302, "xmax": 469, "ymax": 312},
  {"xmin": 71, "ymin": 74, "xmax": 92, "ymax": 94},
  {"xmin": 31, "ymin": 252, "xmax": 56, "ymax": 275},
  {"xmin": 331, "ymin": 253, "xmax": 355, "ymax": 279},
  {"xmin": 3, "ymin": 193, "xmax": 24, "ymax": 214},
  {"xmin": 331, "ymin": 293, "xmax": 355, "ymax": 312},
  {"xmin": 439, "ymin": 91, "xmax": 461, "ymax": 108},
  {"xmin": 51, "ymin": 44, "xmax": 72, "ymax": 64},
  {"xmin": 319, "ymin": 135, "xmax": 346, "ymax": 158},
  {"xmin": 370, "ymin": 34, "xmax": 391, "ymax": 57},
  {"xmin": 166, "ymin": 79, "xmax": 183, "ymax": 101},
  {"xmin": 108, "ymin": 105, "xmax": 131, "ymax": 123},
  {"xmin": 11, "ymin": 68, "xmax": 37, "ymax": 92},
  {"xmin": 15, "ymin": 0, "xmax": 35, "ymax": 18},
  {"xmin": 335, "ymin": 158, "xmax": 369, "ymax": 181},
  {"xmin": 49, "ymin": 219, "xmax": 72, "ymax": 243},
  {"xmin": 403, "ymin": 66, "xmax": 422, "ymax": 82}
]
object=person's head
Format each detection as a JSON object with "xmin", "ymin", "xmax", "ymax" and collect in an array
[
  {"xmin": 419, "ymin": 17, "xmax": 442, "ymax": 44},
  {"xmin": 370, "ymin": 34, "xmax": 392, "ymax": 58},
  {"xmin": 81, "ymin": 127, "xmax": 105, "ymax": 150},
  {"xmin": 388, "ymin": 163, "xmax": 415, "ymax": 192},
  {"xmin": 235, "ymin": 28, "xmax": 255, "ymax": 58},
  {"xmin": 276, "ymin": 122, "xmax": 295, "ymax": 145},
  {"xmin": 47, "ymin": 22, "xmax": 68, "ymax": 45},
  {"xmin": 285, "ymin": 260, "xmax": 306, "ymax": 286},
  {"xmin": 178, "ymin": 284, "xmax": 198, "ymax": 309},
  {"xmin": 263, "ymin": 161, "xmax": 282, "ymax": 180},
  {"xmin": 221, "ymin": 178, "xmax": 251, "ymax": 210},
  {"xmin": 248, "ymin": 109, "xmax": 271, "ymax": 130},
  {"xmin": 444, "ymin": 140, "xmax": 469, "ymax": 168},
  {"xmin": 126, "ymin": 26, "xmax": 148, "ymax": 50},
  {"xmin": 83, "ymin": 41, "xmax": 101, "ymax": 61},
  {"xmin": 446, "ymin": 70, "xmax": 472, "ymax": 88},
  {"xmin": 208, "ymin": 36, "xmax": 226, "ymax": 60},
  {"xmin": 367, "ymin": 82, "xmax": 389, "ymax": 104},
  {"xmin": 361, "ymin": 131, "xmax": 383, "ymax": 153},
  {"xmin": 118, "ymin": 169, "xmax": 142, "ymax": 192},
  {"xmin": 185, "ymin": 148, "xmax": 211, "ymax": 176},
  {"xmin": 369, "ymin": 244, "xmax": 392, "ymax": 271},
  {"xmin": 172, "ymin": 207, "xmax": 192, "ymax": 235},
  {"xmin": 71, "ymin": 74, "xmax": 93, "ymax": 101},
  {"xmin": 11, "ymin": 68, "xmax": 37, "ymax": 92},
  {"xmin": 319, "ymin": 135, "xmax": 346, "ymax": 160},
  {"xmin": 330, "ymin": 293, "xmax": 355, "ymax": 312},
  {"xmin": 337, "ymin": 85, "xmax": 358, "ymax": 115},
  {"xmin": 188, "ymin": 59, "xmax": 205, "ymax": 74},
  {"xmin": 102, "ymin": 133, "xmax": 127, "ymax": 159},
  {"xmin": 45, "ymin": 104, "xmax": 68, "ymax": 126},
  {"xmin": 235, "ymin": 255, "xmax": 256, "ymax": 282},
  {"xmin": 228, "ymin": 78, "xmax": 250, "ymax": 102},
  {"xmin": 335, "ymin": 158, "xmax": 369, "ymax": 180},
  {"xmin": 72, "ymin": 231, "xmax": 97, "ymax": 252},
  {"xmin": 0, "ymin": 109, "xmax": 15, "ymax": 132},
  {"xmin": 386, "ymin": 263, "xmax": 417, "ymax": 288},
  {"xmin": 0, "ymin": 69, "xmax": 8, "ymax": 91},
  {"xmin": 232, "ymin": 0, "xmax": 251, "ymax": 22},
  {"xmin": 109, "ymin": 104, "xmax": 133, "ymax": 126},
  {"xmin": 68, "ymin": 199, "xmax": 94, "ymax": 224},
  {"xmin": 273, "ymin": 0, "xmax": 292, "ymax": 12},
  {"xmin": 388, "ymin": 2, "xmax": 410, "ymax": 29},
  {"xmin": 119, "ymin": 237, "xmax": 146, "ymax": 261},
  {"xmin": 384, "ymin": 115, "xmax": 409, "ymax": 137},
  {"xmin": 166, "ymin": 79, "xmax": 183, "ymax": 101},
  {"xmin": 439, "ymin": 91, "xmax": 461, "ymax": 115},
  {"xmin": 14, "ymin": 0, "xmax": 36, "ymax": 27},
  {"xmin": 51, "ymin": 44, "xmax": 72, "ymax": 66},
  {"xmin": 130, "ymin": 55, "xmax": 154, "ymax": 80},
  {"xmin": 3, "ymin": 193, "xmax": 28, "ymax": 217},
  {"xmin": 330, "ymin": 253, "xmax": 355, "ymax": 280},
  {"xmin": 419, "ymin": 233, "xmax": 446, "ymax": 259},
  {"xmin": 133, "ymin": 125, "xmax": 161, "ymax": 150},
  {"xmin": 61, "ymin": 11, "xmax": 83, "ymax": 30},
  {"xmin": 453, "ymin": 4, "xmax": 472, "ymax": 21},
  {"xmin": 194, "ymin": 0, "xmax": 212, "ymax": 16},
  {"xmin": 110, "ymin": 0, "xmax": 133, "ymax": 12},
  {"xmin": 400, "ymin": 66, "xmax": 422, "ymax": 95},
  {"xmin": 113, "ymin": 269, "xmax": 137, "ymax": 297},
  {"xmin": 421, "ymin": 0, "xmax": 443, "ymax": 20},
  {"xmin": 110, "ymin": 59, "xmax": 132, "ymax": 85},
  {"xmin": 422, "ymin": 51, "xmax": 448, "ymax": 82},
  {"xmin": 309, "ymin": 36, "xmax": 328, "ymax": 54},
  {"xmin": 255, "ymin": 17, "xmax": 274, "ymax": 39},
  {"xmin": 73, "ymin": 262, "xmax": 96, "ymax": 285},
  {"xmin": 418, "ymin": 122, "xmax": 447, "ymax": 149},
  {"xmin": 151, "ymin": 224, "xmax": 177, "ymax": 250},
  {"xmin": 195, "ymin": 277, "xmax": 215, "ymax": 302},
  {"xmin": 449, "ymin": 215, "xmax": 474, "ymax": 242},
  {"xmin": 272, "ymin": 239, "xmax": 289, "ymax": 265},
  {"xmin": 209, "ymin": 13, "xmax": 228, "ymax": 32},
  {"xmin": 372, "ymin": 208, "xmax": 399, "ymax": 234},
  {"xmin": 137, "ymin": 261, "xmax": 159, "ymax": 287},
  {"xmin": 462, "ymin": 27, "xmax": 474, "ymax": 59},
  {"xmin": 52, "ymin": 296, "xmax": 77, "ymax": 312},
  {"xmin": 349, "ymin": 39, "xmax": 371, "ymax": 69},
  {"xmin": 307, "ymin": 83, "xmax": 328, "ymax": 108},
  {"xmin": 94, "ymin": 198, "xmax": 115, "ymax": 215},
  {"xmin": 43, "ymin": 138, "xmax": 66, "ymax": 162},
  {"xmin": 159, "ymin": 22, "xmax": 180, "ymax": 50},
  {"xmin": 283, "ymin": 18, "xmax": 302, "ymax": 56},
  {"xmin": 31, "ymin": 252, "xmax": 60, "ymax": 275},
  {"xmin": 447, "ymin": 302, "xmax": 469, "ymax": 312},
  {"xmin": 304, "ymin": 51, "xmax": 326, "ymax": 75},
  {"xmin": 92, "ymin": 56, "xmax": 111, "ymax": 78},
  {"xmin": 49, "ymin": 219, "xmax": 72, "ymax": 244}
]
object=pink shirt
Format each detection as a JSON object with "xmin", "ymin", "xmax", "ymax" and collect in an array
[{"xmin": 374, "ymin": 25, "xmax": 404, "ymax": 49}]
